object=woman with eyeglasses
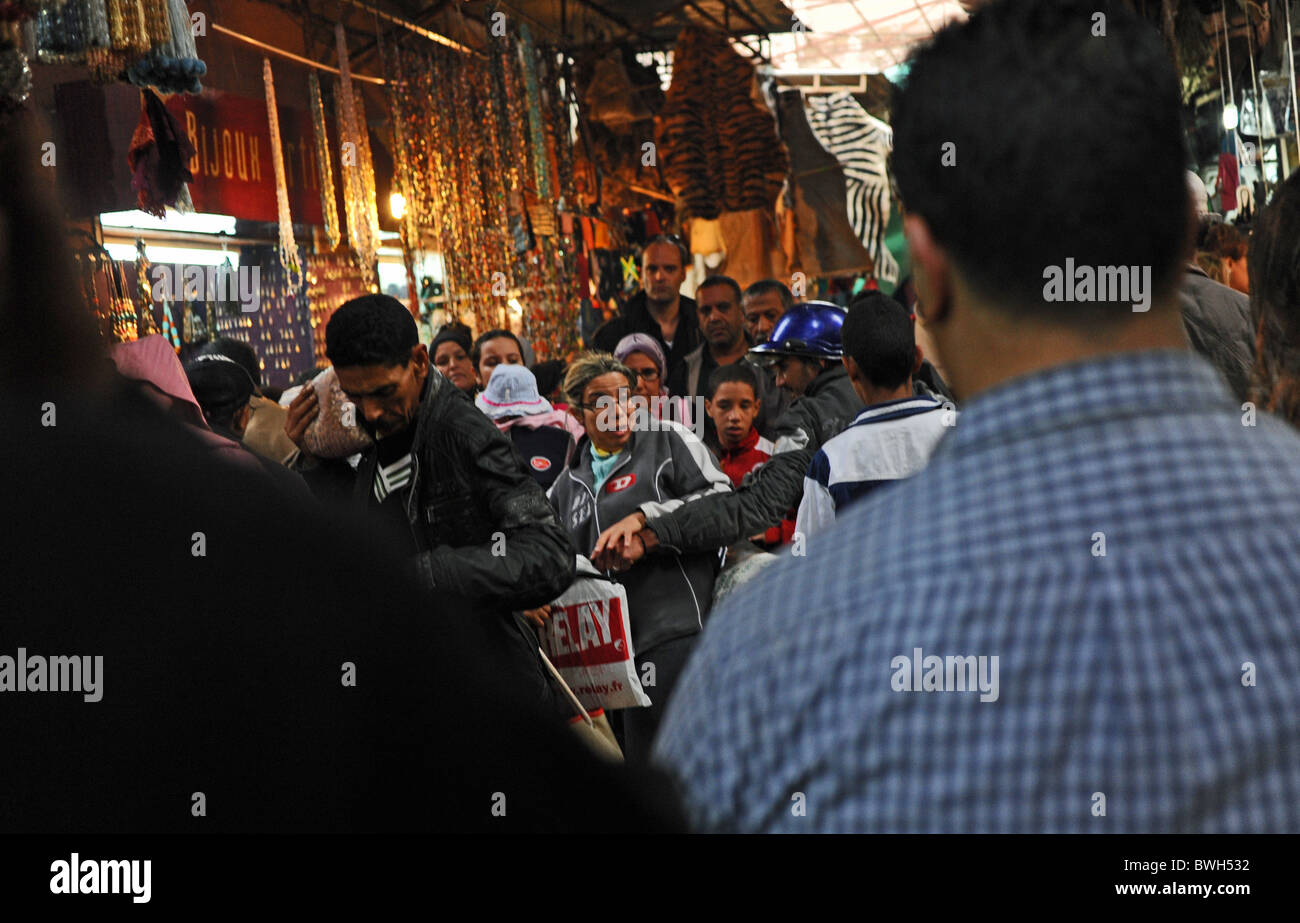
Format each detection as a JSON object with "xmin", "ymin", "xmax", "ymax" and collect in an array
[
  {"xmin": 546, "ymin": 352, "xmax": 731, "ymax": 763},
  {"xmin": 614, "ymin": 333, "xmax": 694, "ymax": 429}
]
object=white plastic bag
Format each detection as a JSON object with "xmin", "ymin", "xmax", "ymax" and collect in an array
[{"xmin": 539, "ymin": 557, "xmax": 651, "ymax": 711}]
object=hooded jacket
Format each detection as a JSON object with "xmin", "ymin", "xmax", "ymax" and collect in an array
[
  {"xmin": 645, "ymin": 363, "xmax": 863, "ymax": 554},
  {"xmin": 547, "ymin": 421, "xmax": 732, "ymax": 654},
  {"xmin": 109, "ymin": 335, "xmax": 261, "ymax": 476},
  {"xmin": 492, "ymin": 409, "xmax": 586, "ymax": 489}
]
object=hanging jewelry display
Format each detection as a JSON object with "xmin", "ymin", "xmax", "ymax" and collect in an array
[
  {"xmin": 305, "ymin": 251, "xmax": 368, "ymax": 366},
  {"xmin": 334, "ymin": 23, "xmax": 378, "ymax": 286},
  {"xmin": 85, "ymin": 0, "xmax": 151, "ymax": 81},
  {"xmin": 127, "ymin": 0, "xmax": 205, "ymax": 95},
  {"xmin": 104, "ymin": 0, "xmax": 149, "ymax": 53},
  {"xmin": 0, "ymin": 52, "xmax": 31, "ymax": 111},
  {"xmin": 517, "ymin": 25, "xmax": 552, "ymax": 203},
  {"xmin": 133, "ymin": 236, "xmax": 157, "ymax": 336},
  {"xmin": 33, "ymin": 0, "xmax": 109, "ymax": 64},
  {"xmin": 384, "ymin": 30, "xmax": 580, "ymax": 356},
  {"xmin": 181, "ymin": 300, "xmax": 198, "ymax": 343},
  {"xmin": 308, "ymin": 72, "xmax": 341, "ymax": 251},
  {"xmin": 262, "ymin": 57, "xmax": 303, "ymax": 290},
  {"xmin": 159, "ymin": 299, "xmax": 180, "ymax": 350}
]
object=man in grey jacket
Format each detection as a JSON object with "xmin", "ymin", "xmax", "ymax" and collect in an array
[
  {"xmin": 1179, "ymin": 264, "xmax": 1254, "ymax": 401},
  {"xmin": 1179, "ymin": 174, "xmax": 1255, "ymax": 400}
]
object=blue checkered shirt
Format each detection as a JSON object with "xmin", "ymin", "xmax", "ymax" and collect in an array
[{"xmin": 654, "ymin": 350, "xmax": 1300, "ymax": 832}]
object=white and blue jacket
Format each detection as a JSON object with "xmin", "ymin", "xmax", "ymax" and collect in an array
[{"xmin": 795, "ymin": 395, "xmax": 952, "ymax": 537}]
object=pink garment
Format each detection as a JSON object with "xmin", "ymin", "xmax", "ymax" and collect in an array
[
  {"xmin": 494, "ymin": 408, "xmax": 587, "ymax": 442},
  {"xmin": 110, "ymin": 335, "xmax": 207, "ymax": 428},
  {"xmin": 110, "ymin": 335, "xmax": 260, "ymax": 473}
]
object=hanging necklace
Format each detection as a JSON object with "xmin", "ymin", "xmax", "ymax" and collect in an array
[
  {"xmin": 308, "ymin": 72, "xmax": 341, "ymax": 251},
  {"xmin": 263, "ymin": 57, "xmax": 303, "ymax": 289}
]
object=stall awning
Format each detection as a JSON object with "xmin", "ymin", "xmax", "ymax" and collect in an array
[{"xmin": 769, "ymin": 0, "xmax": 969, "ymax": 74}]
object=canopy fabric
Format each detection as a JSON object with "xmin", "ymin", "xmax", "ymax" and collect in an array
[{"xmin": 769, "ymin": 0, "xmax": 969, "ymax": 74}]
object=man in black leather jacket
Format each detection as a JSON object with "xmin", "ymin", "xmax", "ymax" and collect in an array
[{"xmin": 286, "ymin": 295, "xmax": 576, "ymax": 714}]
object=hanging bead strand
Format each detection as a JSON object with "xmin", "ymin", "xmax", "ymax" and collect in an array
[{"xmin": 263, "ymin": 57, "xmax": 302, "ymax": 289}]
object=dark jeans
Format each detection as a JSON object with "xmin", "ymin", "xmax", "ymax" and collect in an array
[{"xmin": 617, "ymin": 633, "xmax": 700, "ymax": 765}]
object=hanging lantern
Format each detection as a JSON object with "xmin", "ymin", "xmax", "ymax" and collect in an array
[{"xmin": 1222, "ymin": 101, "xmax": 1238, "ymax": 131}]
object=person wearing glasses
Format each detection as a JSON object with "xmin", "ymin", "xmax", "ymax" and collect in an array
[
  {"xmin": 614, "ymin": 333, "xmax": 694, "ymax": 428},
  {"xmin": 547, "ymin": 352, "xmax": 731, "ymax": 763}
]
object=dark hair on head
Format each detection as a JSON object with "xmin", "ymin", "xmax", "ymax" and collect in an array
[
  {"xmin": 842, "ymin": 292, "xmax": 915, "ymax": 390},
  {"xmin": 325, "ymin": 295, "xmax": 419, "ymax": 368},
  {"xmin": 743, "ymin": 279, "xmax": 794, "ymax": 311},
  {"xmin": 1247, "ymin": 169, "xmax": 1300, "ymax": 426},
  {"xmin": 531, "ymin": 359, "xmax": 567, "ymax": 400},
  {"xmin": 1195, "ymin": 214, "xmax": 1226, "ymax": 252},
  {"xmin": 1203, "ymin": 221, "xmax": 1248, "ymax": 261},
  {"xmin": 471, "ymin": 328, "xmax": 523, "ymax": 369},
  {"xmin": 890, "ymin": 0, "xmax": 1188, "ymax": 322},
  {"xmin": 293, "ymin": 365, "xmax": 328, "ymax": 388},
  {"xmin": 697, "ymin": 275, "xmax": 743, "ymax": 305},
  {"xmin": 642, "ymin": 234, "xmax": 689, "ymax": 268},
  {"xmin": 199, "ymin": 337, "xmax": 262, "ymax": 389},
  {"xmin": 431, "ymin": 326, "xmax": 471, "ymax": 356},
  {"xmin": 705, "ymin": 361, "xmax": 760, "ymax": 400}
]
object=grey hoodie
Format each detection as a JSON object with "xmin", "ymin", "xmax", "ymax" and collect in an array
[{"xmin": 547, "ymin": 421, "xmax": 732, "ymax": 653}]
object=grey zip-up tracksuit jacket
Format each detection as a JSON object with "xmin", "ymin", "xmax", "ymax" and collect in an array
[{"xmin": 547, "ymin": 421, "xmax": 732, "ymax": 654}]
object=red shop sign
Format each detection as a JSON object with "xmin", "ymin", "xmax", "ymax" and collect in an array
[{"xmin": 163, "ymin": 90, "xmax": 325, "ymax": 225}]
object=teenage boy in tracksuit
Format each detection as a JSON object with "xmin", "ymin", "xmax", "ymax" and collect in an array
[{"xmin": 796, "ymin": 293, "xmax": 953, "ymax": 537}]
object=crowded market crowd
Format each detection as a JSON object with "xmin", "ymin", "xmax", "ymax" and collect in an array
[{"xmin": 5, "ymin": 0, "xmax": 1300, "ymax": 834}]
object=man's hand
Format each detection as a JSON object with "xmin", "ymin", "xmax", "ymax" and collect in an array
[
  {"xmin": 592, "ymin": 512, "xmax": 645, "ymax": 571},
  {"xmin": 284, "ymin": 385, "xmax": 320, "ymax": 451},
  {"xmin": 521, "ymin": 605, "xmax": 552, "ymax": 628}
]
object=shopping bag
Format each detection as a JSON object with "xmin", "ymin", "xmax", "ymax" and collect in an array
[{"xmin": 539, "ymin": 557, "xmax": 651, "ymax": 711}]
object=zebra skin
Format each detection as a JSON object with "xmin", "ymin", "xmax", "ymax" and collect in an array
[{"xmin": 804, "ymin": 92, "xmax": 899, "ymax": 287}]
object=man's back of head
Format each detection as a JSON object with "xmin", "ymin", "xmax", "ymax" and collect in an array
[
  {"xmin": 653, "ymin": 0, "xmax": 1300, "ymax": 835},
  {"xmin": 841, "ymin": 292, "xmax": 918, "ymax": 404},
  {"xmin": 892, "ymin": 0, "xmax": 1191, "ymax": 399}
]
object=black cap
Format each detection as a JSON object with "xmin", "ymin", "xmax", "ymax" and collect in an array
[{"xmin": 184, "ymin": 354, "xmax": 258, "ymax": 423}]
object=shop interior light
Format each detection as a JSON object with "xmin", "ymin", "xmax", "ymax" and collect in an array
[
  {"xmin": 104, "ymin": 242, "xmax": 239, "ymax": 267},
  {"xmin": 389, "ymin": 192, "xmax": 406, "ymax": 220},
  {"xmin": 99, "ymin": 210, "xmax": 238, "ymax": 235},
  {"xmin": 1222, "ymin": 102, "xmax": 1239, "ymax": 131}
]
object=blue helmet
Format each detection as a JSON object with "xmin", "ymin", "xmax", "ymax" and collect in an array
[{"xmin": 749, "ymin": 301, "xmax": 847, "ymax": 361}]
